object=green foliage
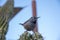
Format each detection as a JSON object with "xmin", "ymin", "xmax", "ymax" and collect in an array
[
  {"xmin": 0, "ymin": 0, "xmax": 14, "ymax": 40},
  {"xmin": 19, "ymin": 31, "xmax": 43, "ymax": 40},
  {"xmin": 19, "ymin": 31, "xmax": 32, "ymax": 40}
]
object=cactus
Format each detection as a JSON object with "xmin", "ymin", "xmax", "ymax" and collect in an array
[
  {"xmin": 0, "ymin": 0, "xmax": 14, "ymax": 40},
  {"xmin": 19, "ymin": 31, "xmax": 43, "ymax": 40},
  {"xmin": 0, "ymin": 0, "xmax": 23, "ymax": 40}
]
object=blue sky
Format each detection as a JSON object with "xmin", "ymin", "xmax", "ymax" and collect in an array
[{"xmin": 0, "ymin": 0, "xmax": 60, "ymax": 40}]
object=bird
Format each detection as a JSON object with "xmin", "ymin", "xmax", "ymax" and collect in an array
[{"xmin": 19, "ymin": 17, "xmax": 40, "ymax": 31}]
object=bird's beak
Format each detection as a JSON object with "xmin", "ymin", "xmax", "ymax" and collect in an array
[{"xmin": 37, "ymin": 17, "xmax": 40, "ymax": 19}]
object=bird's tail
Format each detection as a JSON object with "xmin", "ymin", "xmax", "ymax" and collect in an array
[{"xmin": 19, "ymin": 23, "xmax": 24, "ymax": 26}]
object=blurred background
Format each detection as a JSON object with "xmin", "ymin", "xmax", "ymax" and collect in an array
[{"xmin": 0, "ymin": 0, "xmax": 60, "ymax": 40}]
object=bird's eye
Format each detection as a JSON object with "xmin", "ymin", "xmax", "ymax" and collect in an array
[{"xmin": 32, "ymin": 20, "xmax": 37, "ymax": 24}]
